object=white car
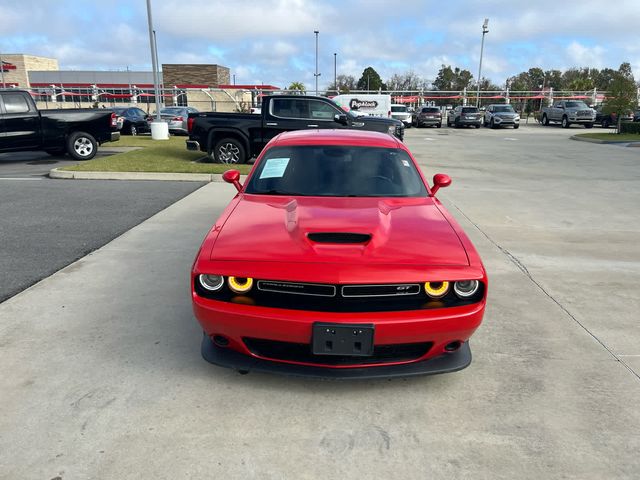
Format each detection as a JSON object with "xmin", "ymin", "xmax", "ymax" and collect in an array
[{"xmin": 391, "ymin": 104, "xmax": 412, "ymax": 127}]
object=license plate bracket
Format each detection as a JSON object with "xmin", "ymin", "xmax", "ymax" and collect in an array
[{"xmin": 312, "ymin": 323, "xmax": 374, "ymax": 356}]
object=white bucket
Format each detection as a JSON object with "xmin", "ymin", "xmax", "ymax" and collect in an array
[{"xmin": 150, "ymin": 121, "xmax": 169, "ymax": 140}]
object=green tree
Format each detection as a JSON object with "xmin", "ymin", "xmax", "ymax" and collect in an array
[
  {"xmin": 287, "ymin": 82, "xmax": 306, "ymax": 94},
  {"xmin": 433, "ymin": 65, "xmax": 474, "ymax": 91},
  {"xmin": 357, "ymin": 67, "xmax": 385, "ymax": 92},
  {"xmin": 603, "ymin": 63, "xmax": 637, "ymax": 133}
]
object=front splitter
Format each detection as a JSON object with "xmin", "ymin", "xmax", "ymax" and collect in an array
[{"xmin": 201, "ymin": 334, "xmax": 472, "ymax": 380}]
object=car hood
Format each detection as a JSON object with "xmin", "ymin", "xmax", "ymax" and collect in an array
[{"xmin": 210, "ymin": 195, "xmax": 469, "ymax": 266}]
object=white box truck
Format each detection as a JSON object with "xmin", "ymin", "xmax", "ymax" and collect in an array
[{"xmin": 332, "ymin": 94, "xmax": 392, "ymax": 118}]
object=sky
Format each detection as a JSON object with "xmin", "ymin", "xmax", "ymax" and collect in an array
[{"xmin": 1, "ymin": 0, "xmax": 640, "ymax": 89}]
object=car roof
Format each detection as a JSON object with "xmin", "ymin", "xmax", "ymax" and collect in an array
[{"xmin": 272, "ymin": 129, "xmax": 403, "ymax": 150}]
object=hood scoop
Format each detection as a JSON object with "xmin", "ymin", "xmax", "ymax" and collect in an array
[{"xmin": 307, "ymin": 232, "xmax": 372, "ymax": 244}]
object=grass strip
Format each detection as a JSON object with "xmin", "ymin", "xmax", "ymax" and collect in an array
[
  {"xmin": 574, "ymin": 133, "xmax": 640, "ymax": 142},
  {"xmin": 63, "ymin": 136, "xmax": 253, "ymax": 174}
]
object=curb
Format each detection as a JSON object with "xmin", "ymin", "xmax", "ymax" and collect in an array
[
  {"xmin": 49, "ymin": 168, "xmax": 247, "ymax": 182},
  {"xmin": 570, "ymin": 135, "xmax": 640, "ymax": 146}
]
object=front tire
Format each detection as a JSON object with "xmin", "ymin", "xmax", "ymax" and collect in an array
[
  {"xmin": 513, "ymin": 124, "xmax": 520, "ymax": 129},
  {"xmin": 214, "ymin": 138, "xmax": 246, "ymax": 164},
  {"xmin": 584, "ymin": 123, "xmax": 593, "ymax": 129},
  {"xmin": 130, "ymin": 124, "xmax": 138, "ymax": 136},
  {"xmin": 436, "ymin": 123, "xmax": 441, "ymax": 128},
  {"xmin": 602, "ymin": 119, "xmax": 610, "ymax": 128},
  {"xmin": 67, "ymin": 131, "xmax": 97, "ymax": 161},
  {"xmin": 542, "ymin": 114, "xmax": 549, "ymax": 126},
  {"xmin": 561, "ymin": 116, "xmax": 570, "ymax": 128}
]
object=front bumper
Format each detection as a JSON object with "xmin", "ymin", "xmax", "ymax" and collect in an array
[
  {"xmin": 186, "ymin": 140, "xmax": 200, "ymax": 151},
  {"xmin": 192, "ymin": 292, "xmax": 484, "ymax": 376},
  {"xmin": 201, "ymin": 333, "xmax": 472, "ymax": 379}
]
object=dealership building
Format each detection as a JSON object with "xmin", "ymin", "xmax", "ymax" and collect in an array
[{"xmin": 0, "ymin": 53, "xmax": 279, "ymax": 112}]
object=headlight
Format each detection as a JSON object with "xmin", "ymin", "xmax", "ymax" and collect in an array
[
  {"xmin": 228, "ymin": 276, "xmax": 253, "ymax": 293},
  {"xmin": 424, "ymin": 281, "xmax": 450, "ymax": 298},
  {"xmin": 199, "ymin": 274, "xmax": 224, "ymax": 291},
  {"xmin": 387, "ymin": 125, "xmax": 396, "ymax": 135},
  {"xmin": 453, "ymin": 280, "xmax": 480, "ymax": 298}
]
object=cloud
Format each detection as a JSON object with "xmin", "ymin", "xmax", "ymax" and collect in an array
[{"xmin": 1, "ymin": 0, "xmax": 639, "ymax": 89}]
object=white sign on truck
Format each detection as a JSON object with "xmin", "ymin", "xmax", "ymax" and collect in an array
[{"xmin": 332, "ymin": 94, "xmax": 392, "ymax": 118}]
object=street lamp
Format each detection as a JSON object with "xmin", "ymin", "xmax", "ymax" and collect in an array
[
  {"xmin": 313, "ymin": 30, "xmax": 320, "ymax": 95},
  {"xmin": 333, "ymin": 52, "xmax": 337, "ymax": 94},
  {"xmin": 476, "ymin": 18, "xmax": 489, "ymax": 107}
]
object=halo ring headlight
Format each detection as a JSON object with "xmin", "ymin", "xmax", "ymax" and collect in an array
[
  {"xmin": 424, "ymin": 281, "xmax": 450, "ymax": 298},
  {"xmin": 454, "ymin": 280, "xmax": 480, "ymax": 298},
  {"xmin": 199, "ymin": 274, "xmax": 224, "ymax": 291},
  {"xmin": 228, "ymin": 276, "xmax": 254, "ymax": 293}
]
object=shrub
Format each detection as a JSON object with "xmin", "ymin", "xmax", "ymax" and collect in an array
[{"xmin": 620, "ymin": 122, "xmax": 640, "ymax": 134}]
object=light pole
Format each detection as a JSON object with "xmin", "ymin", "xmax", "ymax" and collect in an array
[
  {"xmin": 145, "ymin": 0, "xmax": 162, "ymax": 123},
  {"xmin": 0, "ymin": 52, "xmax": 5, "ymax": 88},
  {"xmin": 313, "ymin": 30, "xmax": 320, "ymax": 95},
  {"xmin": 333, "ymin": 52, "xmax": 337, "ymax": 94},
  {"xmin": 476, "ymin": 18, "xmax": 489, "ymax": 107}
]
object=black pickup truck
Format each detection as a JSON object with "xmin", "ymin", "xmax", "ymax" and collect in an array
[
  {"xmin": 0, "ymin": 89, "xmax": 120, "ymax": 160},
  {"xmin": 186, "ymin": 95, "xmax": 404, "ymax": 164}
]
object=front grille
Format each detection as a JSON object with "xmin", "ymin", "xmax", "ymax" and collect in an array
[
  {"xmin": 244, "ymin": 338, "xmax": 432, "ymax": 365},
  {"xmin": 194, "ymin": 278, "xmax": 486, "ymax": 312},
  {"xmin": 257, "ymin": 280, "xmax": 335, "ymax": 297},
  {"xmin": 341, "ymin": 284, "xmax": 420, "ymax": 297}
]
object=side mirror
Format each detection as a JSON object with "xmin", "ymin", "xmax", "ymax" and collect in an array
[
  {"xmin": 430, "ymin": 173, "xmax": 451, "ymax": 196},
  {"xmin": 334, "ymin": 113, "xmax": 348, "ymax": 125},
  {"xmin": 222, "ymin": 169, "xmax": 242, "ymax": 192}
]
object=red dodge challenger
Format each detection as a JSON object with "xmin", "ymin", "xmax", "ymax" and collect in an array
[{"xmin": 191, "ymin": 129, "xmax": 487, "ymax": 379}]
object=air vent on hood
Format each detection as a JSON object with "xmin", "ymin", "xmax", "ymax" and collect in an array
[{"xmin": 307, "ymin": 232, "xmax": 372, "ymax": 244}]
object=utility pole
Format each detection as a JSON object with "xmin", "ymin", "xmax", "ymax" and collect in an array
[
  {"xmin": 0, "ymin": 52, "xmax": 5, "ymax": 88},
  {"xmin": 333, "ymin": 52, "xmax": 337, "ymax": 93},
  {"xmin": 146, "ymin": 0, "xmax": 162, "ymax": 122},
  {"xmin": 313, "ymin": 30, "xmax": 320, "ymax": 95},
  {"xmin": 476, "ymin": 18, "xmax": 489, "ymax": 107}
]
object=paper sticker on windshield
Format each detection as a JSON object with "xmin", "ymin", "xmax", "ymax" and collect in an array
[
  {"xmin": 260, "ymin": 157, "xmax": 290, "ymax": 179},
  {"xmin": 402, "ymin": 160, "xmax": 410, "ymax": 167}
]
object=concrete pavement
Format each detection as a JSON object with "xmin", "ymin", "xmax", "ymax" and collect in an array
[{"xmin": 1, "ymin": 124, "xmax": 639, "ymax": 479}]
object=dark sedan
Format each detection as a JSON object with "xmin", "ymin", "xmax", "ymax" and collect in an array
[{"xmin": 112, "ymin": 107, "xmax": 150, "ymax": 135}]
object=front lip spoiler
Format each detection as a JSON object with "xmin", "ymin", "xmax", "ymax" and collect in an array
[{"xmin": 201, "ymin": 334, "xmax": 472, "ymax": 379}]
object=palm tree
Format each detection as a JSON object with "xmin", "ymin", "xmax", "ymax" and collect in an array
[{"xmin": 288, "ymin": 82, "xmax": 306, "ymax": 95}]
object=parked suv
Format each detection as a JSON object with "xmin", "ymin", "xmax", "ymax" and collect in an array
[
  {"xmin": 447, "ymin": 106, "xmax": 482, "ymax": 128},
  {"xmin": 484, "ymin": 104, "xmax": 520, "ymax": 129},
  {"xmin": 413, "ymin": 106, "xmax": 442, "ymax": 128},
  {"xmin": 390, "ymin": 104, "xmax": 412, "ymax": 127}
]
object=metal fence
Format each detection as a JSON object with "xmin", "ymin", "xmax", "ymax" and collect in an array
[{"xmin": 12, "ymin": 85, "xmax": 614, "ymax": 113}]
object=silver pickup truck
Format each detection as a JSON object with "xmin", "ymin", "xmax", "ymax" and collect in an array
[{"xmin": 541, "ymin": 100, "xmax": 595, "ymax": 128}]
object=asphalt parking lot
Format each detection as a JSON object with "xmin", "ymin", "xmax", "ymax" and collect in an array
[
  {"xmin": 0, "ymin": 150, "xmax": 205, "ymax": 302},
  {"xmin": 1, "ymin": 124, "xmax": 639, "ymax": 479}
]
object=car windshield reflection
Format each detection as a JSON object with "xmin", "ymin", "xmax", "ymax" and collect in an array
[{"xmin": 245, "ymin": 146, "xmax": 427, "ymax": 198}]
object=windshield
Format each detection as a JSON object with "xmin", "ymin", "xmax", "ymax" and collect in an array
[
  {"xmin": 161, "ymin": 107, "xmax": 183, "ymax": 114},
  {"xmin": 494, "ymin": 106, "xmax": 515, "ymax": 113},
  {"xmin": 112, "ymin": 108, "xmax": 127, "ymax": 115},
  {"xmin": 422, "ymin": 107, "xmax": 439, "ymax": 113},
  {"xmin": 565, "ymin": 101, "xmax": 589, "ymax": 108},
  {"xmin": 461, "ymin": 107, "xmax": 478, "ymax": 113},
  {"xmin": 391, "ymin": 106, "xmax": 408, "ymax": 113},
  {"xmin": 245, "ymin": 145, "xmax": 427, "ymax": 197}
]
